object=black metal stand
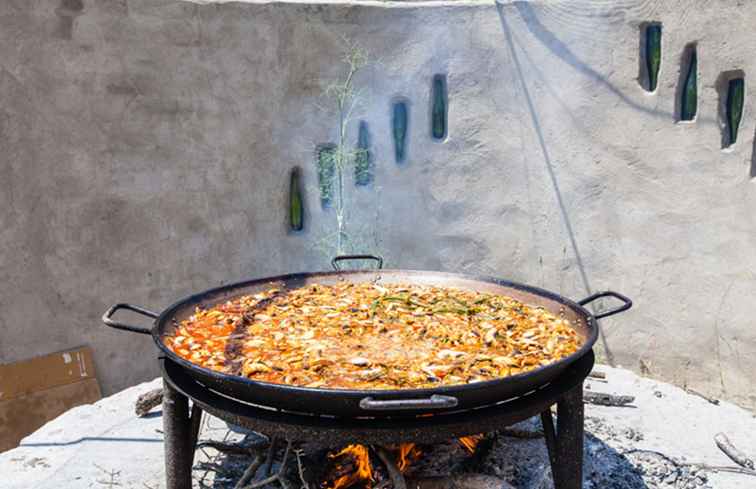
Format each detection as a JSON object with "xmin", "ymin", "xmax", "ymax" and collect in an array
[
  {"xmin": 540, "ymin": 386, "xmax": 584, "ymax": 489},
  {"xmin": 163, "ymin": 378, "xmax": 193, "ymax": 489},
  {"xmin": 161, "ymin": 352, "xmax": 591, "ymax": 489}
]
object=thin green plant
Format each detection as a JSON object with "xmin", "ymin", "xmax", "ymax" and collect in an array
[{"xmin": 311, "ymin": 39, "xmax": 383, "ymax": 264}]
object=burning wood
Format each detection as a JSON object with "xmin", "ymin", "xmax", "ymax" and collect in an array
[
  {"xmin": 375, "ymin": 446, "xmax": 407, "ymax": 489},
  {"xmin": 395, "ymin": 443, "xmax": 422, "ymax": 472},
  {"xmin": 325, "ymin": 444, "xmax": 373, "ymax": 489},
  {"xmin": 319, "ymin": 438, "xmax": 484, "ymax": 489}
]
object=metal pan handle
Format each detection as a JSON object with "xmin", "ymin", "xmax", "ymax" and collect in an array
[
  {"xmin": 331, "ymin": 254, "xmax": 384, "ymax": 271},
  {"xmin": 578, "ymin": 291, "xmax": 633, "ymax": 320},
  {"xmin": 359, "ymin": 394, "xmax": 458, "ymax": 411},
  {"xmin": 102, "ymin": 303, "xmax": 158, "ymax": 335}
]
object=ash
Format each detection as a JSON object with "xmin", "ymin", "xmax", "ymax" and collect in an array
[{"xmin": 472, "ymin": 417, "xmax": 710, "ymax": 489}]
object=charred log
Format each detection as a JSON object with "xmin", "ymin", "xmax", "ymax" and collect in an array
[
  {"xmin": 583, "ymin": 391, "xmax": 635, "ymax": 407},
  {"xmin": 135, "ymin": 388, "xmax": 163, "ymax": 417}
]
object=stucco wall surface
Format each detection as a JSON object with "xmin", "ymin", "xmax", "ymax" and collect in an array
[{"xmin": 0, "ymin": 0, "xmax": 754, "ymax": 410}]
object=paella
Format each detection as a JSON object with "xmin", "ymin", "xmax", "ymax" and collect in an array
[{"xmin": 164, "ymin": 282, "xmax": 582, "ymax": 390}]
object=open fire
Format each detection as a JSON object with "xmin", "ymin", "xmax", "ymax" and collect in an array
[
  {"xmin": 326, "ymin": 445, "xmax": 374, "ymax": 489},
  {"xmin": 322, "ymin": 436, "xmax": 483, "ymax": 489}
]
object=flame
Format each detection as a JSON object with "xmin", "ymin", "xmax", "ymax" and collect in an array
[
  {"xmin": 396, "ymin": 443, "xmax": 422, "ymax": 472},
  {"xmin": 325, "ymin": 444, "xmax": 373, "ymax": 489},
  {"xmin": 323, "ymin": 443, "xmax": 423, "ymax": 488},
  {"xmin": 458, "ymin": 434, "xmax": 484, "ymax": 454}
]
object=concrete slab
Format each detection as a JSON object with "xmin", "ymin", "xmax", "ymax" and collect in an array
[{"xmin": 1, "ymin": 366, "xmax": 754, "ymax": 488}]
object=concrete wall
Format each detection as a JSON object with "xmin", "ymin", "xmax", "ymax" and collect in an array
[{"xmin": 1, "ymin": 0, "xmax": 754, "ymax": 410}]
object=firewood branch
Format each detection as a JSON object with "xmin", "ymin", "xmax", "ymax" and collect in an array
[
  {"xmin": 233, "ymin": 455, "xmax": 263, "ymax": 489},
  {"xmin": 624, "ymin": 448, "xmax": 756, "ymax": 478},
  {"xmin": 135, "ymin": 388, "xmax": 163, "ymax": 417},
  {"xmin": 583, "ymin": 391, "xmax": 635, "ymax": 407},
  {"xmin": 499, "ymin": 427, "xmax": 543, "ymax": 439},
  {"xmin": 197, "ymin": 439, "xmax": 269, "ymax": 456},
  {"xmin": 295, "ymin": 449, "xmax": 311, "ymax": 489},
  {"xmin": 244, "ymin": 440, "xmax": 292, "ymax": 489},
  {"xmin": 374, "ymin": 445, "xmax": 407, "ymax": 489},
  {"xmin": 714, "ymin": 433, "xmax": 755, "ymax": 470}
]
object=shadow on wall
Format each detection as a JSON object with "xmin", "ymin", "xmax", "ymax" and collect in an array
[
  {"xmin": 55, "ymin": 0, "xmax": 84, "ymax": 40},
  {"xmin": 508, "ymin": 1, "xmax": 717, "ymax": 125},
  {"xmin": 495, "ymin": 4, "xmax": 614, "ymax": 362},
  {"xmin": 508, "ymin": 0, "xmax": 756, "ymax": 175}
]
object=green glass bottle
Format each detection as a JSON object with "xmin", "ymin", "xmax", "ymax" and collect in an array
[
  {"xmin": 726, "ymin": 78, "xmax": 744, "ymax": 145},
  {"xmin": 431, "ymin": 75, "xmax": 447, "ymax": 140},
  {"xmin": 646, "ymin": 25, "xmax": 662, "ymax": 92},
  {"xmin": 392, "ymin": 101, "xmax": 408, "ymax": 163},
  {"xmin": 355, "ymin": 121, "xmax": 372, "ymax": 186},
  {"xmin": 680, "ymin": 49, "xmax": 697, "ymax": 121},
  {"xmin": 289, "ymin": 167, "xmax": 304, "ymax": 232}
]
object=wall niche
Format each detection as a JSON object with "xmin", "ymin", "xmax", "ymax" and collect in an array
[{"xmin": 639, "ymin": 23, "xmax": 662, "ymax": 93}]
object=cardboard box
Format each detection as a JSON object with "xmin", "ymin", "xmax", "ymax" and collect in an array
[{"xmin": 0, "ymin": 346, "xmax": 101, "ymax": 453}]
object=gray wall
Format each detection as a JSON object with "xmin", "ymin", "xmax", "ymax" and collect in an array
[{"xmin": 1, "ymin": 0, "xmax": 754, "ymax": 410}]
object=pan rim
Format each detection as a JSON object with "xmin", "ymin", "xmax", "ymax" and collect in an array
[{"xmin": 152, "ymin": 268, "xmax": 598, "ymax": 399}]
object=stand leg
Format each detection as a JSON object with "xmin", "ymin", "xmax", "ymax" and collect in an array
[
  {"xmin": 189, "ymin": 404, "xmax": 204, "ymax": 460},
  {"xmin": 553, "ymin": 384, "xmax": 584, "ymax": 489},
  {"xmin": 540, "ymin": 409, "xmax": 558, "ymax": 475},
  {"xmin": 163, "ymin": 379, "xmax": 194, "ymax": 489}
]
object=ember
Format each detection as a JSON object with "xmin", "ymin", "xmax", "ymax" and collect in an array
[{"xmin": 458, "ymin": 434, "xmax": 484, "ymax": 454}]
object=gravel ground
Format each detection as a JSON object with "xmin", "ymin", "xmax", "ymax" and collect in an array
[{"xmin": 1, "ymin": 365, "xmax": 754, "ymax": 488}]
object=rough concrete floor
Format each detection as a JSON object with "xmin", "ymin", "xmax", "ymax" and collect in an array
[{"xmin": 1, "ymin": 366, "xmax": 754, "ymax": 489}]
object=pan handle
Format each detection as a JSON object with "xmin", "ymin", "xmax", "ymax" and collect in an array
[
  {"xmin": 102, "ymin": 303, "xmax": 158, "ymax": 335},
  {"xmin": 331, "ymin": 254, "xmax": 384, "ymax": 271},
  {"xmin": 359, "ymin": 394, "xmax": 458, "ymax": 411},
  {"xmin": 578, "ymin": 291, "xmax": 633, "ymax": 320}
]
